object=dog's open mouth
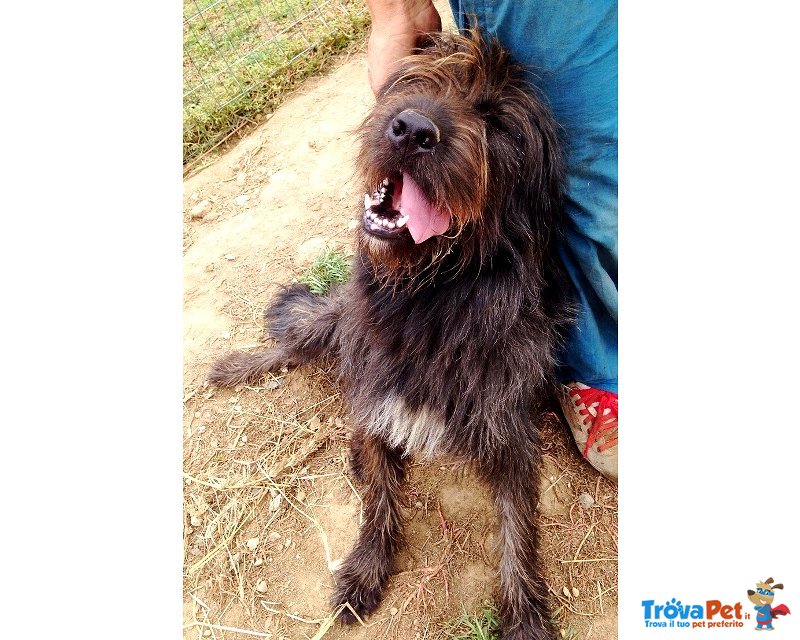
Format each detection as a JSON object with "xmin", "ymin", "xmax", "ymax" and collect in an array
[{"xmin": 363, "ymin": 173, "xmax": 450, "ymax": 244}]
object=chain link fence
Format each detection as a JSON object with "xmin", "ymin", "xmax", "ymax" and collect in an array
[{"xmin": 183, "ymin": 0, "xmax": 369, "ymax": 167}]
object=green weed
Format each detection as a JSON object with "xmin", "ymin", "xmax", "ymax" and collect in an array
[
  {"xmin": 298, "ymin": 249, "xmax": 352, "ymax": 295},
  {"xmin": 446, "ymin": 604, "xmax": 502, "ymax": 640}
]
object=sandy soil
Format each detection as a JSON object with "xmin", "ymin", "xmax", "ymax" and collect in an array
[{"xmin": 182, "ymin": 42, "xmax": 617, "ymax": 640}]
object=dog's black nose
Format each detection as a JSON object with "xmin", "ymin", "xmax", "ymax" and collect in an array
[{"xmin": 388, "ymin": 109, "xmax": 440, "ymax": 152}]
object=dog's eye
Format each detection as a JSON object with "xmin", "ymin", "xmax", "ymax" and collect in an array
[
  {"xmin": 482, "ymin": 111, "xmax": 504, "ymax": 132},
  {"xmin": 476, "ymin": 102, "xmax": 505, "ymax": 131}
]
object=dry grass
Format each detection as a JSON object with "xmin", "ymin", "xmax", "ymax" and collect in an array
[{"xmin": 184, "ymin": 348, "xmax": 616, "ymax": 640}]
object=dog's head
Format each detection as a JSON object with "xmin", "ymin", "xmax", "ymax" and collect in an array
[{"xmin": 357, "ymin": 28, "xmax": 564, "ymax": 276}]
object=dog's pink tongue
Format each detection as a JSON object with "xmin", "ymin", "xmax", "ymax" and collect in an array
[{"xmin": 399, "ymin": 174, "xmax": 450, "ymax": 244}]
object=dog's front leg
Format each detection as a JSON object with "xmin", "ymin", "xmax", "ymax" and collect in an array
[
  {"xmin": 331, "ymin": 427, "xmax": 405, "ymax": 623},
  {"xmin": 484, "ymin": 449, "xmax": 556, "ymax": 640}
]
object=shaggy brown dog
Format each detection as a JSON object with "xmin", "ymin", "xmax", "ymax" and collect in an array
[{"xmin": 210, "ymin": 28, "xmax": 573, "ymax": 640}]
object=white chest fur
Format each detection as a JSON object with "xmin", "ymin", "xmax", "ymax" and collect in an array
[{"xmin": 366, "ymin": 394, "xmax": 447, "ymax": 458}]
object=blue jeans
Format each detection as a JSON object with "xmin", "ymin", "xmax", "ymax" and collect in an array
[{"xmin": 448, "ymin": 1, "xmax": 618, "ymax": 393}]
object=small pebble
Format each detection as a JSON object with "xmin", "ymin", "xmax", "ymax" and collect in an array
[
  {"xmin": 562, "ymin": 586, "xmax": 571, "ymax": 599},
  {"xmin": 246, "ymin": 537, "xmax": 259, "ymax": 551},
  {"xmin": 283, "ymin": 537, "xmax": 291, "ymax": 548},
  {"xmin": 194, "ymin": 411, "xmax": 201, "ymax": 418},
  {"xmin": 390, "ymin": 607, "xmax": 399, "ymax": 616},
  {"xmin": 266, "ymin": 380, "xmax": 280, "ymax": 390},
  {"xmin": 240, "ymin": 434, "xmax": 247, "ymax": 442},
  {"xmin": 308, "ymin": 416, "xmax": 321, "ymax": 431},
  {"xmin": 203, "ymin": 629, "xmax": 212, "ymax": 637},
  {"xmin": 414, "ymin": 501, "xmax": 423, "ymax": 509},
  {"xmin": 572, "ymin": 587, "xmax": 580, "ymax": 598},
  {"xmin": 190, "ymin": 200, "xmax": 210, "ymax": 218},
  {"xmin": 578, "ymin": 492, "xmax": 595, "ymax": 509},
  {"xmin": 256, "ymin": 580, "xmax": 268, "ymax": 593},
  {"xmin": 196, "ymin": 425, "xmax": 206, "ymax": 434},
  {"xmin": 296, "ymin": 490, "xmax": 307, "ymax": 501},
  {"xmin": 190, "ymin": 516, "xmax": 201, "ymax": 527},
  {"xmin": 269, "ymin": 495, "xmax": 282, "ymax": 512},
  {"xmin": 254, "ymin": 557, "xmax": 263, "ymax": 566},
  {"xmin": 268, "ymin": 531, "xmax": 281, "ymax": 541}
]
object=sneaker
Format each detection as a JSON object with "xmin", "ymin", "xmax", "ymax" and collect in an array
[{"xmin": 559, "ymin": 382, "xmax": 618, "ymax": 482}]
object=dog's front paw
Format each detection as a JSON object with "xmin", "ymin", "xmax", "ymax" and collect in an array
[
  {"xmin": 209, "ymin": 350, "xmax": 283, "ymax": 386},
  {"xmin": 330, "ymin": 562, "xmax": 386, "ymax": 624},
  {"xmin": 208, "ymin": 351, "xmax": 254, "ymax": 386},
  {"xmin": 502, "ymin": 626, "xmax": 556, "ymax": 640},
  {"xmin": 501, "ymin": 610, "xmax": 557, "ymax": 640}
]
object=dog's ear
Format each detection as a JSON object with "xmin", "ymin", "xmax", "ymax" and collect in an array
[
  {"xmin": 772, "ymin": 583, "xmax": 784, "ymax": 590},
  {"xmin": 747, "ymin": 590, "xmax": 756, "ymax": 596},
  {"xmin": 765, "ymin": 577, "xmax": 774, "ymax": 584}
]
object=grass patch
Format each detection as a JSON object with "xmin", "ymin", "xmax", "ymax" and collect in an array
[
  {"xmin": 446, "ymin": 604, "xmax": 502, "ymax": 640},
  {"xmin": 446, "ymin": 603, "xmax": 581, "ymax": 639},
  {"xmin": 298, "ymin": 249, "xmax": 351, "ymax": 295},
  {"xmin": 183, "ymin": 0, "xmax": 370, "ymax": 166}
]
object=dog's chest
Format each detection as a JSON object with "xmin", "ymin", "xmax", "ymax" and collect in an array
[{"xmin": 364, "ymin": 393, "xmax": 447, "ymax": 458}]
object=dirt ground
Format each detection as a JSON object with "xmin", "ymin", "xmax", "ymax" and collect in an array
[{"xmin": 182, "ymin": 39, "xmax": 618, "ymax": 640}]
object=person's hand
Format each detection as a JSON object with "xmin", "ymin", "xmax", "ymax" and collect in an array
[{"xmin": 367, "ymin": 1, "xmax": 441, "ymax": 95}]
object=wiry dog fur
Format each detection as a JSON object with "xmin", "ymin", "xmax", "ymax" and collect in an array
[{"xmin": 210, "ymin": 28, "xmax": 573, "ymax": 640}]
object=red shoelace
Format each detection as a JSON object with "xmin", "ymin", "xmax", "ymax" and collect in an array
[{"xmin": 568, "ymin": 386, "xmax": 618, "ymax": 455}]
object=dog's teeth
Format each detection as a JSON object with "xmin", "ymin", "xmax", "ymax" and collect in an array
[
  {"xmin": 387, "ymin": 221, "xmax": 396, "ymax": 229},
  {"xmin": 396, "ymin": 215, "xmax": 408, "ymax": 227},
  {"xmin": 364, "ymin": 194, "xmax": 371, "ymax": 208}
]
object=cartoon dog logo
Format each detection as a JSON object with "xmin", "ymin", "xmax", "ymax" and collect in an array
[{"xmin": 747, "ymin": 578, "xmax": 791, "ymax": 630}]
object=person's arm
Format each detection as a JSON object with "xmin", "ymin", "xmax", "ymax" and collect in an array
[{"xmin": 366, "ymin": 0, "xmax": 441, "ymax": 94}]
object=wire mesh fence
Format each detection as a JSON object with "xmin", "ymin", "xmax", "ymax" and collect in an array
[{"xmin": 183, "ymin": 0, "xmax": 369, "ymax": 166}]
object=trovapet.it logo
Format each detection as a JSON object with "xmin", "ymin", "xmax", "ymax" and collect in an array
[
  {"xmin": 641, "ymin": 577, "xmax": 792, "ymax": 631},
  {"xmin": 641, "ymin": 598, "xmax": 747, "ymax": 629}
]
